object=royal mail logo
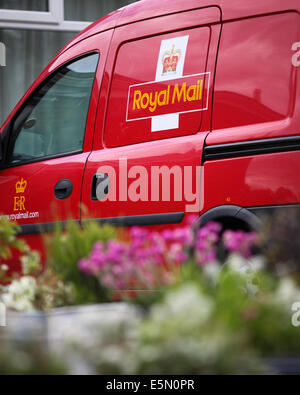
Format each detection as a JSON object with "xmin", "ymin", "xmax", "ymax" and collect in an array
[
  {"xmin": 126, "ymin": 35, "xmax": 210, "ymax": 132},
  {"xmin": 14, "ymin": 178, "xmax": 27, "ymax": 212},
  {"xmin": 162, "ymin": 45, "xmax": 181, "ymax": 75},
  {"xmin": 15, "ymin": 178, "xmax": 27, "ymax": 194},
  {"xmin": 127, "ymin": 73, "xmax": 209, "ymax": 121}
]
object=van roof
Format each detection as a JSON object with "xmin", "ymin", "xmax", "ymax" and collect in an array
[{"xmin": 58, "ymin": 0, "xmax": 300, "ymax": 54}]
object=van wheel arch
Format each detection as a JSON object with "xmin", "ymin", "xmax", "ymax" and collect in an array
[{"xmin": 197, "ymin": 205, "xmax": 262, "ymax": 232}]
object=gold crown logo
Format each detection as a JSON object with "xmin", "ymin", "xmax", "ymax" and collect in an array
[
  {"xmin": 162, "ymin": 45, "xmax": 182, "ymax": 75},
  {"xmin": 16, "ymin": 178, "xmax": 27, "ymax": 194}
]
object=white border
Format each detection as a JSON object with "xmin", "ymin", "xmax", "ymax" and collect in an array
[
  {"xmin": 126, "ymin": 71, "xmax": 211, "ymax": 122},
  {"xmin": 0, "ymin": 0, "xmax": 90, "ymax": 32}
]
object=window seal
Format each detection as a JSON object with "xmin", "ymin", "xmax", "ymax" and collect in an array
[{"xmin": 2, "ymin": 149, "xmax": 84, "ymax": 170}]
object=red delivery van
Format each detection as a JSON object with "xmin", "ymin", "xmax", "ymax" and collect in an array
[{"xmin": 1, "ymin": 0, "xmax": 300, "ymax": 264}]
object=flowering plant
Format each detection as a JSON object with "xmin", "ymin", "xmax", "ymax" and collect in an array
[
  {"xmin": 0, "ymin": 249, "xmax": 74, "ymax": 312},
  {"xmin": 71, "ymin": 255, "xmax": 300, "ymax": 375},
  {"xmin": 47, "ymin": 221, "xmax": 116, "ymax": 305},
  {"xmin": 78, "ymin": 227, "xmax": 181, "ymax": 290},
  {"xmin": 74, "ymin": 281, "xmax": 264, "ymax": 375},
  {"xmin": 0, "ymin": 217, "xmax": 26, "ymax": 282},
  {"xmin": 78, "ymin": 217, "xmax": 259, "ymax": 305},
  {"xmin": 0, "ymin": 338, "xmax": 67, "ymax": 375}
]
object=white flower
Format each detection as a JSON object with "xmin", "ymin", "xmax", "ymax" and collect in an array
[
  {"xmin": 1, "ymin": 276, "xmax": 37, "ymax": 312},
  {"xmin": 226, "ymin": 253, "xmax": 251, "ymax": 274},
  {"xmin": 273, "ymin": 278, "xmax": 300, "ymax": 308},
  {"xmin": 225, "ymin": 253, "xmax": 264, "ymax": 274},
  {"xmin": 224, "ymin": 253, "xmax": 265, "ymax": 295},
  {"xmin": 249, "ymin": 256, "xmax": 265, "ymax": 272},
  {"xmin": 151, "ymin": 283, "xmax": 213, "ymax": 327},
  {"xmin": 202, "ymin": 262, "xmax": 221, "ymax": 282}
]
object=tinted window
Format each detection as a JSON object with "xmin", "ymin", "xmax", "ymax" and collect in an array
[{"xmin": 8, "ymin": 53, "xmax": 99, "ymax": 165}]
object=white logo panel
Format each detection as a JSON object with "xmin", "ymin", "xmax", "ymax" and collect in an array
[{"xmin": 152, "ymin": 35, "xmax": 189, "ymax": 132}]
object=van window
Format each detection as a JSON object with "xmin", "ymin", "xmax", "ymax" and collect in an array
[
  {"xmin": 7, "ymin": 53, "xmax": 99, "ymax": 165},
  {"xmin": 105, "ymin": 27, "xmax": 210, "ymax": 148}
]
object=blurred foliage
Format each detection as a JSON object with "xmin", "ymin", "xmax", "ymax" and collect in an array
[
  {"xmin": 1, "ymin": 210, "xmax": 300, "ymax": 374},
  {"xmin": 261, "ymin": 208, "xmax": 300, "ymax": 280},
  {"xmin": 46, "ymin": 221, "xmax": 116, "ymax": 305},
  {"xmin": 0, "ymin": 217, "xmax": 26, "ymax": 261},
  {"xmin": 0, "ymin": 340, "xmax": 67, "ymax": 375},
  {"xmin": 74, "ymin": 274, "xmax": 265, "ymax": 374},
  {"xmin": 72, "ymin": 262, "xmax": 300, "ymax": 374},
  {"xmin": 0, "ymin": 217, "xmax": 26, "ymax": 281},
  {"xmin": 1, "ymin": 248, "xmax": 75, "ymax": 312},
  {"xmin": 192, "ymin": 260, "xmax": 300, "ymax": 357}
]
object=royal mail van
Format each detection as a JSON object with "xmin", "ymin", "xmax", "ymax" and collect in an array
[{"xmin": 1, "ymin": 0, "xmax": 300, "ymax": 269}]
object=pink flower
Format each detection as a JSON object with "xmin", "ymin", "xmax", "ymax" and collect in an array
[
  {"xmin": 78, "ymin": 259, "xmax": 91, "ymax": 274},
  {"xmin": 196, "ymin": 250, "xmax": 217, "ymax": 265},
  {"xmin": 223, "ymin": 230, "xmax": 258, "ymax": 258},
  {"xmin": 194, "ymin": 221, "xmax": 221, "ymax": 265},
  {"xmin": 78, "ymin": 220, "xmax": 259, "ymax": 291}
]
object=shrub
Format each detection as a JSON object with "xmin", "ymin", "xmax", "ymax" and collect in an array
[
  {"xmin": 0, "ymin": 217, "xmax": 26, "ymax": 281},
  {"xmin": 0, "ymin": 339, "xmax": 67, "ymax": 375},
  {"xmin": 47, "ymin": 221, "xmax": 116, "ymax": 305}
]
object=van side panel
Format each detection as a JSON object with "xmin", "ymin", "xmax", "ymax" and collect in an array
[
  {"xmin": 210, "ymin": 12, "xmax": 300, "ymax": 142},
  {"xmin": 203, "ymin": 151, "xmax": 300, "ymax": 211},
  {"xmin": 203, "ymin": 12, "xmax": 300, "ymax": 215}
]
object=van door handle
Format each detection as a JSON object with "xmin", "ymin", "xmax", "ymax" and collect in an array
[
  {"xmin": 54, "ymin": 179, "xmax": 73, "ymax": 200},
  {"xmin": 91, "ymin": 173, "xmax": 110, "ymax": 201}
]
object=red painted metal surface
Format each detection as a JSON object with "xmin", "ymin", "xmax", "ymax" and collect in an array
[
  {"xmin": 203, "ymin": 151, "xmax": 300, "ymax": 211},
  {"xmin": 207, "ymin": 11, "xmax": 300, "ymax": 144},
  {"xmin": 202, "ymin": 9, "xmax": 300, "ymax": 214}
]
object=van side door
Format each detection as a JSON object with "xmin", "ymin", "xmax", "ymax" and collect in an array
[{"xmin": 82, "ymin": 7, "xmax": 221, "ymax": 228}]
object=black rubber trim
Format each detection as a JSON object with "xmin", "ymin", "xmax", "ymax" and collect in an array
[
  {"xmin": 83, "ymin": 212, "xmax": 185, "ymax": 227},
  {"xmin": 248, "ymin": 204, "xmax": 300, "ymax": 216},
  {"xmin": 199, "ymin": 205, "xmax": 241, "ymax": 225},
  {"xmin": 198, "ymin": 205, "xmax": 262, "ymax": 231},
  {"xmin": 18, "ymin": 220, "xmax": 80, "ymax": 236},
  {"xmin": 198, "ymin": 204, "xmax": 300, "ymax": 231},
  {"xmin": 3, "ymin": 149, "xmax": 83, "ymax": 169},
  {"xmin": 18, "ymin": 212, "xmax": 185, "ymax": 235},
  {"xmin": 203, "ymin": 135, "xmax": 300, "ymax": 161},
  {"xmin": 0, "ymin": 121, "xmax": 12, "ymax": 166},
  {"xmin": 238, "ymin": 208, "xmax": 262, "ymax": 231}
]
